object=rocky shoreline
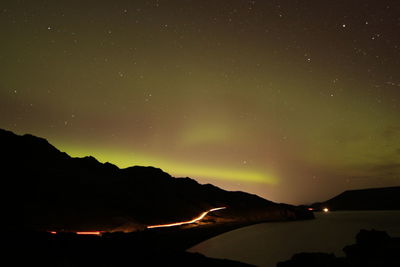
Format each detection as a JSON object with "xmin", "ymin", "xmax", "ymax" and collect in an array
[
  {"xmin": 278, "ymin": 229, "xmax": 400, "ymax": 267},
  {"xmin": 7, "ymin": 225, "xmax": 258, "ymax": 267}
]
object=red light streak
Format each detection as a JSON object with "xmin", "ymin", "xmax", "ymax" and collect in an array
[{"xmin": 49, "ymin": 231, "xmax": 103, "ymax": 235}]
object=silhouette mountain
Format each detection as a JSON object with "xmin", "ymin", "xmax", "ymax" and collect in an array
[
  {"xmin": 1, "ymin": 129, "xmax": 312, "ymax": 232},
  {"xmin": 311, "ymin": 186, "xmax": 400, "ymax": 211}
]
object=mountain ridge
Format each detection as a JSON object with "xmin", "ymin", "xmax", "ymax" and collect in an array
[{"xmin": 1, "ymin": 128, "xmax": 312, "ymax": 232}]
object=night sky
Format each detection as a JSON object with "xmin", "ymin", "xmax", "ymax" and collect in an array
[{"xmin": 1, "ymin": 0, "xmax": 400, "ymax": 204}]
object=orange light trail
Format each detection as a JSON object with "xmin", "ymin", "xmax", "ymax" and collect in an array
[
  {"xmin": 76, "ymin": 231, "xmax": 103, "ymax": 235},
  {"xmin": 147, "ymin": 207, "xmax": 226, "ymax": 229}
]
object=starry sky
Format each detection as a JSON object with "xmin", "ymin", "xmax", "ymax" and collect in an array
[{"xmin": 1, "ymin": 0, "xmax": 400, "ymax": 204}]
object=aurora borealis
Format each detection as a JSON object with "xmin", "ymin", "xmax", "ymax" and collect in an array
[{"xmin": 1, "ymin": 1, "xmax": 399, "ymax": 204}]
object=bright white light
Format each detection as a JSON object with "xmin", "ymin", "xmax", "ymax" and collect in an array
[{"xmin": 323, "ymin": 208, "xmax": 329, "ymax": 212}]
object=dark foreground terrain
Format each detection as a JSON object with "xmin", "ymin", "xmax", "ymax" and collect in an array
[
  {"xmin": 7, "ymin": 224, "xmax": 257, "ymax": 267},
  {"xmin": 278, "ymin": 229, "xmax": 400, "ymax": 267},
  {"xmin": 0, "ymin": 128, "xmax": 314, "ymax": 266},
  {"xmin": 1, "ymin": 128, "xmax": 312, "ymax": 232}
]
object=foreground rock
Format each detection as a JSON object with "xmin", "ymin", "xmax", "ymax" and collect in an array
[{"xmin": 277, "ymin": 229, "xmax": 400, "ymax": 267}]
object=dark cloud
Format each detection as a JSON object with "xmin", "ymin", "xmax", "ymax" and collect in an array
[
  {"xmin": 369, "ymin": 163, "xmax": 400, "ymax": 172},
  {"xmin": 346, "ymin": 162, "xmax": 400, "ymax": 183},
  {"xmin": 382, "ymin": 126, "xmax": 400, "ymax": 139},
  {"xmin": 361, "ymin": 163, "xmax": 400, "ymax": 183}
]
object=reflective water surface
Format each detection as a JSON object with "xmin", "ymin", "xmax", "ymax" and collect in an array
[{"xmin": 189, "ymin": 211, "xmax": 400, "ymax": 267}]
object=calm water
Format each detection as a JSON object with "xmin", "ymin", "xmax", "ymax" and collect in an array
[{"xmin": 189, "ymin": 211, "xmax": 400, "ymax": 267}]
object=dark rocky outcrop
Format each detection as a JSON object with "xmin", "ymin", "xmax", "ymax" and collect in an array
[
  {"xmin": 310, "ymin": 187, "xmax": 400, "ymax": 211},
  {"xmin": 277, "ymin": 229, "xmax": 400, "ymax": 267},
  {"xmin": 277, "ymin": 253, "xmax": 341, "ymax": 267},
  {"xmin": 0, "ymin": 128, "xmax": 312, "ymax": 232},
  {"xmin": 6, "ymin": 230, "xmax": 255, "ymax": 267}
]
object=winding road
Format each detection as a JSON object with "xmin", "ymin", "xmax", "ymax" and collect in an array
[{"xmin": 147, "ymin": 207, "xmax": 226, "ymax": 229}]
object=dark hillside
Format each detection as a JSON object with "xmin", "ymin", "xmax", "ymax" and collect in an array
[{"xmin": 1, "ymin": 128, "xmax": 312, "ymax": 232}]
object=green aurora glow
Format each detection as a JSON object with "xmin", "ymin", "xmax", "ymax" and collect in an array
[{"xmin": 1, "ymin": 1, "xmax": 399, "ymax": 204}]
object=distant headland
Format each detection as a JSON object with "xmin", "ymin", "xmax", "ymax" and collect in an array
[{"xmin": 309, "ymin": 186, "xmax": 400, "ymax": 211}]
